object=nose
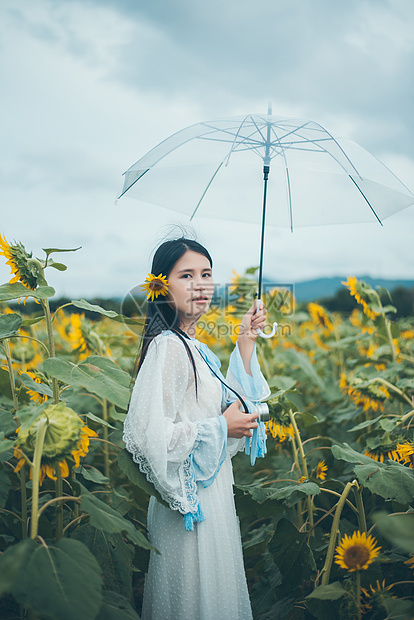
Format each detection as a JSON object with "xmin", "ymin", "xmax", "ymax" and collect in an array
[{"xmin": 193, "ymin": 275, "xmax": 205, "ymax": 290}]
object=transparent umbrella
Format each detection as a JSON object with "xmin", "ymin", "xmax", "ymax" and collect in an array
[{"xmin": 119, "ymin": 106, "xmax": 414, "ymax": 335}]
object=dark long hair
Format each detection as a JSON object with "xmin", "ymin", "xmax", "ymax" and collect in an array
[{"xmin": 134, "ymin": 237, "xmax": 213, "ymax": 392}]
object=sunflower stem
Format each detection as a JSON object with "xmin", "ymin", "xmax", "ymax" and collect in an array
[
  {"xmin": 367, "ymin": 377, "xmax": 412, "ymax": 408},
  {"xmin": 400, "ymin": 409, "xmax": 414, "ymax": 423},
  {"xmin": 20, "ymin": 467, "xmax": 27, "ymax": 539},
  {"xmin": 320, "ymin": 480, "xmax": 356, "ymax": 586},
  {"xmin": 2, "ymin": 339, "xmax": 19, "ymax": 411},
  {"xmin": 383, "ymin": 314, "xmax": 397, "ymax": 362},
  {"xmin": 102, "ymin": 398, "xmax": 110, "ymax": 479},
  {"xmin": 354, "ymin": 484, "xmax": 367, "ymax": 533},
  {"xmin": 333, "ymin": 321, "xmax": 345, "ymax": 377},
  {"xmin": 30, "ymin": 417, "xmax": 48, "ymax": 540},
  {"xmin": 356, "ymin": 570, "xmax": 362, "ymax": 620},
  {"xmin": 289, "ymin": 410, "xmax": 314, "ymax": 532},
  {"xmin": 55, "ymin": 467, "xmax": 63, "ymax": 543},
  {"xmin": 40, "ymin": 299, "xmax": 59, "ymax": 404}
]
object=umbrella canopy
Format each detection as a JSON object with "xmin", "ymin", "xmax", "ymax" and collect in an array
[
  {"xmin": 119, "ymin": 109, "xmax": 414, "ymax": 337},
  {"xmin": 119, "ymin": 111, "xmax": 414, "ymax": 230}
]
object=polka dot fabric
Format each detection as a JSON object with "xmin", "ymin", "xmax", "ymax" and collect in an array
[{"xmin": 124, "ymin": 332, "xmax": 259, "ymax": 619}]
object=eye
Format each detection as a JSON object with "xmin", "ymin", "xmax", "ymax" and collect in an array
[
  {"xmin": 203, "ymin": 272, "xmax": 212, "ymax": 278},
  {"xmin": 181, "ymin": 273, "xmax": 192, "ymax": 279}
]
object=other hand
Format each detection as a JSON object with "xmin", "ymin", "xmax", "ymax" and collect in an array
[{"xmin": 223, "ymin": 399, "xmax": 259, "ymax": 438}]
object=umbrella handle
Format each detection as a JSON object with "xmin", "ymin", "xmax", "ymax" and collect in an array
[{"xmin": 254, "ymin": 298, "xmax": 278, "ymax": 339}]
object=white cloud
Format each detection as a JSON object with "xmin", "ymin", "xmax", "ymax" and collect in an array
[{"xmin": 0, "ymin": 0, "xmax": 413, "ymax": 299}]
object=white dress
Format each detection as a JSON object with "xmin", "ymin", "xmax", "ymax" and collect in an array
[{"xmin": 123, "ymin": 331, "xmax": 270, "ymax": 620}]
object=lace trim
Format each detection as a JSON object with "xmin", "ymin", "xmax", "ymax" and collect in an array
[{"xmin": 122, "ymin": 427, "xmax": 200, "ymax": 515}]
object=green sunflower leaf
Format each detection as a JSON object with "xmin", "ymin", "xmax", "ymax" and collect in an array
[
  {"xmin": 48, "ymin": 259, "xmax": 67, "ymax": 271},
  {"xmin": 43, "ymin": 355, "xmax": 131, "ymax": 409},
  {"xmin": 331, "ymin": 443, "xmax": 376, "ymax": 465},
  {"xmin": 354, "ymin": 462, "xmax": 414, "ymax": 504},
  {"xmin": 0, "ymin": 432, "xmax": 15, "ymax": 454},
  {"xmin": 306, "ymin": 582, "xmax": 347, "ymax": 601},
  {"xmin": 71, "ymin": 299, "xmax": 144, "ymax": 325},
  {"xmin": 0, "ymin": 282, "xmax": 55, "ymax": 301},
  {"xmin": 237, "ymin": 481, "xmax": 320, "ymax": 504},
  {"xmin": 42, "ymin": 246, "xmax": 81, "ymax": 259},
  {"xmin": 75, "ymin": 466, "xmax": 110, "ymax": 485},
  {"xmin": 0, "ymin": 313, "xmax": 22, "ymax": 339},
  {"xmin": 348, "ymin": 414, "xmax": 383, "ymax": 432},
  {"xmin": 117, "ymin": 448, "xmax": 169, "ymax": 508},
  {"xmin": 0, "ymin": 537, "xmax": 103, "ymax": 620},
  {"xmin": 71, "ymin": 525, "xmax": 135, "ymax": 603},
  {"xmin": 21, "ymin": 315, "xmax": 45, "ymax": 326},
  {"xmin": 98, "ymin": 591, "xmax": 141, "ymax": 620},
  {"xmin": 373, "ymin": 512, "xmax": 414, "ymax": 554},
  {"xmin": 80, "ymin": 491, "xmax": 156, "ymax": 552},
  {"xmin": 19, "ymin": 372, "xmax": 53, "ymax": 398},
  {"xmin": 268, "ymin": 518, "xmax": 316, "ymax": 591}
]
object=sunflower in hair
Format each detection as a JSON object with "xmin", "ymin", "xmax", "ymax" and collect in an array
[{"xmin": 141, "ymin": 273, "xmax": 169, "ymax": 302}]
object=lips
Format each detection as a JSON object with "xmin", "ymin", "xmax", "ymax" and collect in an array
[{"xmin": 192, "ymin": 296, "xmax": 209, "ymax": 302}]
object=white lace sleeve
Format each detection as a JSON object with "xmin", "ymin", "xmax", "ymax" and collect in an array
[{"xmin": 123, "ymin": 333, "xmax": 201, "ymax": 514}]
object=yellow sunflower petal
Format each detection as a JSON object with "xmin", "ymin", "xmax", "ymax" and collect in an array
[{"xmin": 334, "ymin": 531, "xmax": 381, "ymax": 572}]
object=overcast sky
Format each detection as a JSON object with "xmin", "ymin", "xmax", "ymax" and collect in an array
[{"xmin": 1, "ymin": 0, "xmax": 413, "ymax": 301}]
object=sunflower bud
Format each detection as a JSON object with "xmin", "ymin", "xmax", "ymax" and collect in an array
[
  {"xmin": 0, "ymin": 235, "xmax": 41, "ymax": 290},
  {"xmin": 17, "ymin": 402, "xmax": 84, "ymax": 460}
]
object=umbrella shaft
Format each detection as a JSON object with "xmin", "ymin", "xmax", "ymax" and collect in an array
[{"xmin": 258, "ymin": 165, "xmax": 270, "ymax": 299}]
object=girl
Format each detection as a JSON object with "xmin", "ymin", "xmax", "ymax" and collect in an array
[{"xmin": 123, "ymin": 237, "xmax": 270, "ymax": 620}]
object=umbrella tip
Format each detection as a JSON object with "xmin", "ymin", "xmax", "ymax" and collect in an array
[{"xmin": 267, "ymin": 101, "xmax": 272, "ymax": 115}]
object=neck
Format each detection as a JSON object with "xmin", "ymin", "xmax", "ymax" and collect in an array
[{"xmin": 178, "ymin": 319, "xmax": 198, "ymax": 339}]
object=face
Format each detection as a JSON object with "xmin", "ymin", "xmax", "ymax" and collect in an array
[{"xmin": 167, "ymin": 250, "xmax": 214, "ymax": 328}]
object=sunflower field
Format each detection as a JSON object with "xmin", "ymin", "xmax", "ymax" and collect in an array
[{"xmin": 0, "ymin": 236, "xmax": 413, "ymax": 620}]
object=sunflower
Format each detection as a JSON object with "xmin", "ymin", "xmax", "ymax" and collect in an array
[
  {"xmin": 404, "ymin": 555, "xmax": 414, "ymax": 571},
  {"xmin": 9, "ymin": 335, "xmax": 43, "ymax": 372},
  {"xmin": 358, "ymin": 342, "xmax": 387, "ymax": 372},
  {"xmin": 307, "ymin": 302, "xmax": 334, "ymax": 334},
  {"xmin": 266, "ymin": 418, "xmax": 294, "ymax": 443},
  {"xmin": 342, "ymin": 276, "xmax": 379, "ymax": 321},
  {"xmin": 364, "ymin": 441, "xmax": 413, "ymax": 466},
  {"xmin": 229, "ymin": 270, "xmax": 241, "ymax": 294},
  {"xmin": 312, "ymin": 331, "xmax": 330, "ymax": 351},
  {"xmin": 141, "ymin": 273, "xmax": 169, "ymax": 302},
  {"xmin": 13, "ymin": 402, "xmax": 98, "ymax": 485},
  {"xmin": 315, "ymin": 460, "xmax": 328, "ymax": 481},
  {"xmin": 223, "ymin": 305, "xmax": 242, "ymax": 345},
  {"xmin": 349, "ymin": 308, "xmax": 375, "ymax": 334},
  {"xmin": 339, "ymin": 373, "xmax": 389, "ymax": 412},
  {"xmin": 334, "ymin": 531, "xmax": 381, "ymax": 572},
  {"xmin": 67, "ymin": 313, "xmax": 110, "ymax": 360},
  {"xmin": 68, "ymin": 313, "xmax": 92, "ymax": 360},
  {"xmin": 0, "ymin": 234, "xmax": 39, "ymax": 291},
  {"xmin": 360, "ymin": 579, "xmax": 394, "ymax": 613},
  {"xmin": 298, "ymin": 476, "xmax": 307, "ymax": 483},
  {"xmin": 195, "ymin": 305, "xmax": 222, "ymax": 348},
  {"xmin": 394, "ymin": 442, "xmax": 413, "ymax": 468},
  {"xmin": 21, "ymin": 369, "xmax": 48, "ymax": 404}
]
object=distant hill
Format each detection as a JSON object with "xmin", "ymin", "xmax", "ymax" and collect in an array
[{"xmin": 293, "ymin": 276, "xmax": 414, "ymax": 302}]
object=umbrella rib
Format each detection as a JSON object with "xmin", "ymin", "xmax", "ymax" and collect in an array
[
  {"xmin": 349, "ymin": 175, "xmax": 383, "ymax": 225},
  {"xmin": 118, "ymin": 169, "xmax": 150, "ymax": 199},
  {"xmin": 312, "ymin": 122, "xmax": 362, "ymax": 178},
  {"xmin": 286, "ymin": 167, "xmax": 294, "ymax": 232},
  {"xmin": 281, "ymin": 128, "xmax": 361, "ymax": 175},
  {"xmin": 189, "ymin": 162, "xmax": 224, "ymax": 220},
  {"xmin": 223, "ymin": 116, "xmax": 268, "ymax": 164},
  {"xmin": 266, "ymin": 121, "xmax": 312, "ymax": 160}
]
